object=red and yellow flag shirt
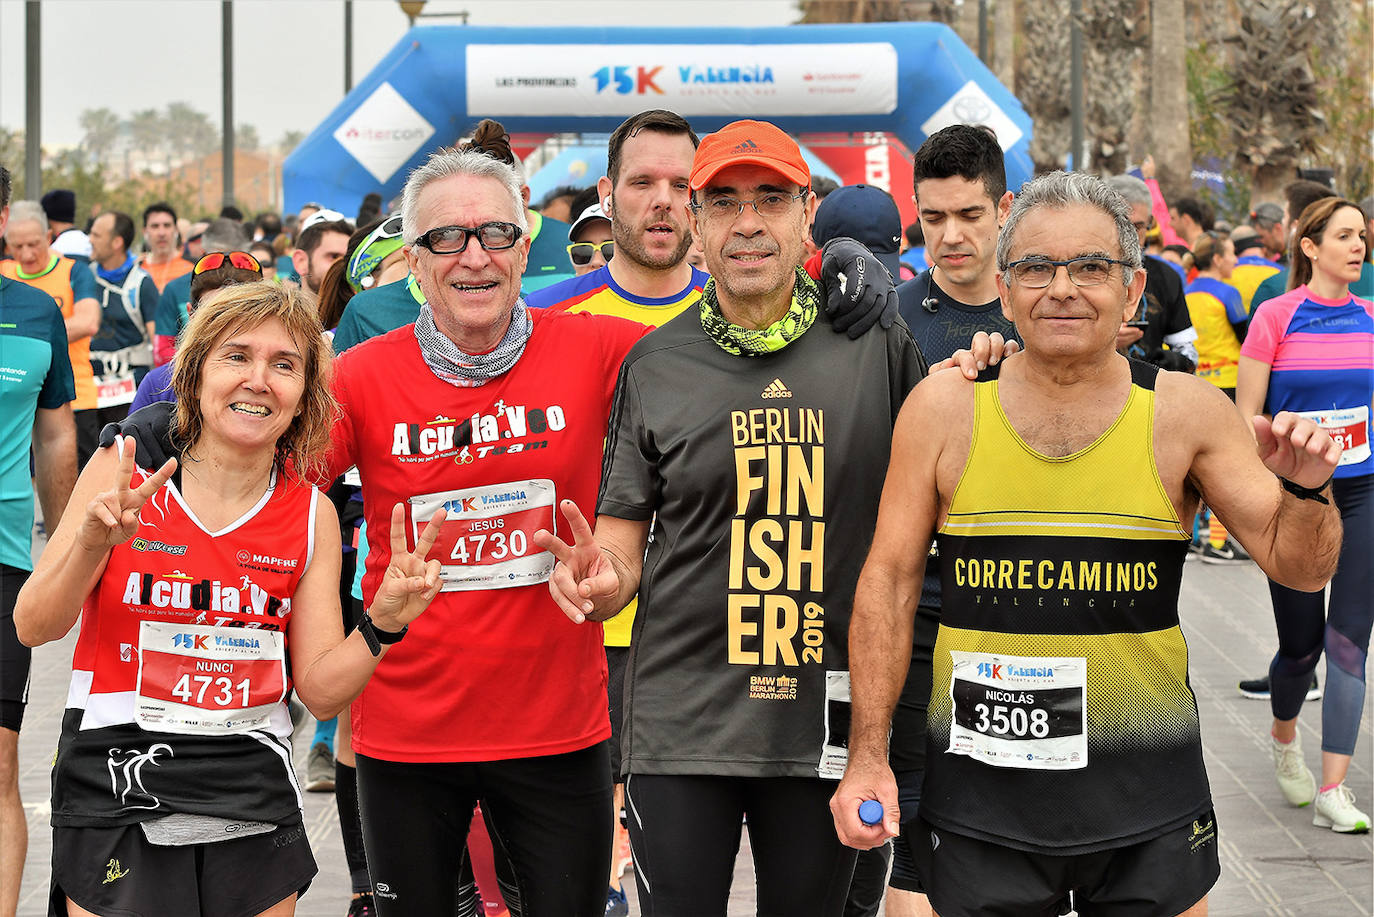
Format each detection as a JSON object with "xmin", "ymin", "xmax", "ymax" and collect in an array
[
  {"xmin": 325, "ymin": 309, "xmax": 648, "ymax": 763},
  {"xmin": 53, "ymin": 451, "xmax": 317, "ymax": 827}
]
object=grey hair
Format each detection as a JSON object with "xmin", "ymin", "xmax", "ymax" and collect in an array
[
  {"xmin": 6, "ymin": 200, "xmax": 48, "ymax": 234},
  {"xmin": 201, "ymin": 217, "xmax": 250, "ymax": 254},
  {"xmin": 997, "ymin": 171, "xmax": 1142, "ymax": 285},
  {"xmin": 1105, "ymin": 174, "xmax": 1152, "ymax": 211},
  {"xmin": 400, "ymin": 148, "xmax": 528, "ymax": 244}
]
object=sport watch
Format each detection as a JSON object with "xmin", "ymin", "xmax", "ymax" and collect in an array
[{"xmin": 358, "ymin": 610, "xmax": 407, "ymax": 657}]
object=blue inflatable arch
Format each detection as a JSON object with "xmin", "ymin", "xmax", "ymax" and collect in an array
[{"xmin": 284, "ymin": 22, "xmax": 1034, "ymax": 215}]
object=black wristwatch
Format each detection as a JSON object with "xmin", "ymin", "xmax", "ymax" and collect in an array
[
  {"xmin": 358, "ymin": 610, "xmax": 407, "ymax": 657},
  {"xmin": 1279, "ymin": 476, "xmax": 1332, "ymax": 505}
]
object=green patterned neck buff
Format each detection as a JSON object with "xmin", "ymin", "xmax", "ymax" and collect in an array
[{"xmin": 698, "ymin": 267, "xmax": 820, "ymax": 356}]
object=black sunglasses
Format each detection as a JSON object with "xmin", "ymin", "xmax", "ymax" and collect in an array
[{"xmin": 413, "ymin": 222, "xmax": 523, "ymax": 255}]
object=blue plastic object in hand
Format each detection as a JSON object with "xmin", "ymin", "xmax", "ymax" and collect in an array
[{"xmin": 858, "ymin": 800, "xmax": 883, "ymax": 826}]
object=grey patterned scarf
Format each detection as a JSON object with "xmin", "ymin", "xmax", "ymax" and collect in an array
[{"xmin": 413, "ymin": 299, "xmax": 533, "ymax": 387}]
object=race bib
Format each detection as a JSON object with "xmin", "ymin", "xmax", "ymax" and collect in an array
[
  {"xmin": 1297, "ymin": 406, "xmax": 1369, "ymax": 467},
  {"xmin": 95, "ymin": 370, "xmax": 138, "ymax": 408},
  {"xmin": 408, "ymin": 479, "xmax": 557, "ymax": 592},
  {"xmin": 816, "ymin": 670, "xmax": 852, "ymax": 780},
  {"xmin": 135, "ymin": 622, "xmax": 286, "ymax": 735},
  {"xmin": 947, "ymin": 651, "xmax": 1086, "ymax": 770}
]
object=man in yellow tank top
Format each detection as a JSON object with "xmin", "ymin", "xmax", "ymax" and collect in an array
[{"xmin": 832, "ymin": 171, "xmax": 1344, "ymax": 917}]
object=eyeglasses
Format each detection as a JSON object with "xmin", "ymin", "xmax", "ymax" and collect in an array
[
  {"xmin": 1004, "ymin": 256, "xmax": 1133, "ymax": 288},
  {"xmin": 690, "ymin": 191, "xmax": 807, "ymax": 220},
  {"xmin": 412, "ymin": 222, "xmax": 523, "ymax": 255},
  {"xmin": 193, "ymin": 251, "xmax": 262, "ymax": 275},
  {"xmin": 1131, "ymin": 217, "xmax": 1154, "ymax": 234},
  {"xmin": 566, "ymin": 241, "xmax": 615, "ymax": 266}
]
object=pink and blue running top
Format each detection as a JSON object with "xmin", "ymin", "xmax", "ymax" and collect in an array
[{"xmin": 1241, "ymin": 284, "xmax": 1374, "ymax": 478}]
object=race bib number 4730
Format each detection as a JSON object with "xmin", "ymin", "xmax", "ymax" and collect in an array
[
  {"xmin": 409, "ymin": 479, "xmax": 557, "ymax": 592},
  {"xmin": 947, "ymin": 650, "xmax": 1087, "ymax": 770}
]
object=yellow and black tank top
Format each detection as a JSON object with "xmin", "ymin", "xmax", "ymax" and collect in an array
[{"xmin": 922, "ymin": 360, "xmax": 1211, "ymax": 854}]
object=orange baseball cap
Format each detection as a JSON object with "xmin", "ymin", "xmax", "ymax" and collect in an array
[{"xmin": 689, "ymin": 120, "xmax": 811, "ymax": 192}]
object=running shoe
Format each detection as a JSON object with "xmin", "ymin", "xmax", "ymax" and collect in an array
[
  {"xmin": 1199, "ymin": 540, "xmax": 1249, "ymax": 564},
  {"xmin": 306, "ymin": 741, "xmax": 336, "ymax": 792},
  {"xmin": 1238, "ymin": 674, "xmax": 1321, "ymax": 701},
  {"xmin": 1313, "ymin": 783, "xmax": 1371, "ymax": 833},
  {"xmin": 605, "ymin": 886, "xmax": 629, "ymax": 917},
  {"xmin": 1272, "ymin": 732, "xmax": 1316, "ymax": 807},
  {"xmin": 347, "ymin": 893, "xmax": 376, "ymax": 917},
  {"xmin": 1185, "ymin": 538, "xmax": 1206, "ymax": 562}
]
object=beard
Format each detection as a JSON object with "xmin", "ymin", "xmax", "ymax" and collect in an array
[{"xmin": 612, "ymin": 211, "xmax": 693, "ymax": 271}]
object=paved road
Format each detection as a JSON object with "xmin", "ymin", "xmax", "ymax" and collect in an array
[{"xmin": 12, "ymin": 547, "xmax": 1372, "ymax": 915}]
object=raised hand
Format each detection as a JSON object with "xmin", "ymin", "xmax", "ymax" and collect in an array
[
  {"xmin": 1254, "ymin": 412, "xmax": 1342, "ymax": 490},
  {"xmin": 533, "ymin": 500, "xmax": 621, "ymax": 624},
  {"xmin": 370, "ymin": 503, "xmax": 445, "ymax": 632},
  {"xmin": 77, "ymin": 441, "xmax": 177, "ymax": 553}
]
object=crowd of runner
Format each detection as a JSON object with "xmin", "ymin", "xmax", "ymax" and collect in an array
[{"xmin": 0, "ymin": 103, "xmax": 1369, "ymax": 917}]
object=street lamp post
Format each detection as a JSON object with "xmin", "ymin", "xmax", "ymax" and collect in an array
[
  {"xmin": 25, "ymin": 1, "xmax": 41, "ymax": 196},
  {"xmin": 222, "ymin": 0, "xmax": 234, "ymax": 208}
]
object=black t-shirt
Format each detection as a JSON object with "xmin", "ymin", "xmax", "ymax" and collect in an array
[
  {"xmin": 891, "ymin": 270, "xmax": 1022, "ymax": 773},
  {"xmin": 1131, "ymin": 257, "xmax": 1194, "ymax": 365},
  {"xmin": 599, "ymin": 304, "xmax": 926, "ymax": 779}
]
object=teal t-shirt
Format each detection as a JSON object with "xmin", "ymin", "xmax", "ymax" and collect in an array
[
  {"xmin": 521, "ymin": 211, "xmax": 576, "ymax": 294},
  {"xmin": 332, "ymin": 275, "xmax": 426, "ymax": 354},
  {"xmin": 0, "ymin": 277, "xmax": 76, "ymax": 570},
  {"xmin": 153, "ymin": 271, "xmax": 194, "ymax": 338}
]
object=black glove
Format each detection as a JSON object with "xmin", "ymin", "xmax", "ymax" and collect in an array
[
  {"xmin": 819, "ymin": 237, "xmax": 899, "ymax": 339},
  {"xmin": 97, "ymin": 401, "xmax": 178, "ymax": 469}
]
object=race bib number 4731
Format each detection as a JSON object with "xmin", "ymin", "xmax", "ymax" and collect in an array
[
  {"xmin": 409, "ymin": 479, "xmax": 557, "ymax": 592},
  {"xmin": 947, "ymin": 650, "xmax": 1087, "ymax": 771},
  {"xmin": 135, "ymin": 621, "xmax": 286, "ymax": 735}
]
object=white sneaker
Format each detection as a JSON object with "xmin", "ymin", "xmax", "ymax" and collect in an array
[
  {"xmin": 1313, "ymin": 783, "xmax": 1371, "ymax": 833},
  {"xmin": 1272, "ymin": 733, "xmax": 1316, "ymax": 807}
]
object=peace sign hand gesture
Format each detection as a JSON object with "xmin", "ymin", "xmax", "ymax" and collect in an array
[
  {"xmin": 369, "ymin": 503, "xmax": 446, "ymax": 633},
  {"xmin": 77, "ymin": 441, "xmax": 177, "ymax": 554},
  {"xmin": 534, "ymin": 500, "xmax": 621, "ymax": 624}
]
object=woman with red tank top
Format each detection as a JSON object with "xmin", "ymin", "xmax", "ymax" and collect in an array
[{"xmin": 15, "ymin": 281, "xmax": 446, "ymax": 917}]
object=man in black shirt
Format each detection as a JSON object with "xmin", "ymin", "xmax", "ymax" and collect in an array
[
  {"xmin": 1106, "ymin": 175, "xmax": 1198, "ymax": 370},
  {"xmin": 540, "ymin": 119, "xmax": 926, "ymax": 916}
]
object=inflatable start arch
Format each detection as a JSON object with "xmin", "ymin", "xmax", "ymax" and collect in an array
[{"xmin": 284, "ymin": 22, "xmax": 1034, "ymax": 216}]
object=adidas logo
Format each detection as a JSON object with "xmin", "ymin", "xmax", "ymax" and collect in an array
[
  {"xmin": 761, "ymin": 378, "xmax": 792, "ymax": 399},
  {"xmin": 731, "ymin": 139, "xmax": 760, "ymax": 153}
]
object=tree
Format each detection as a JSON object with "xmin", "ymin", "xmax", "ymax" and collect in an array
[
  {"xmin": 235, "ymin": 124, "xmax": 261, "ymax": 153},
  {"xmin": 1149, "ymin": 0, "xmax": 1191, "ymax": 199},
  {"xmin": 1222, "ymin": 0, "xmax": 1323, "ymax": 201},
  {"xmin": 79, "ymin": 108, "xmax": 123, "ymax": 167},
  {"xmin": 277, "ymin": 130, "xmax": 306, "ymax": 155},
  {"xmin": 129, "ymin": 108, "xmax": 166, "ymax": 169}
]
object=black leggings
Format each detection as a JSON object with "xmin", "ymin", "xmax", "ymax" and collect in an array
[
  {"xmin": 624, "ymin": 773, "xmax": 857, "ymax": 917},
  {"xmin": 1268, "ymin": 473, "xmax": 1374, "ymax": 755},
  {"xmin": 356, "ymin": 743, "xmax": 612, "ymax": 917}
]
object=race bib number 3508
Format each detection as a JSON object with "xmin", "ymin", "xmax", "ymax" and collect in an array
[
  {"xmin": 947, "ymin": 650, "xmax": 1087, "ymax": 771},
  {"xmin": 409, "ymin": 479, "xmax": 557, "ymax": 592}
]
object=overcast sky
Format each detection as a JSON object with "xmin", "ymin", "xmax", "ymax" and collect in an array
[{"xmin": 0, "ymin": 0, "xmax": 800, "ymax": 150}]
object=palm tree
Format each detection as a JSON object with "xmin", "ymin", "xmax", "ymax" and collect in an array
[
  {"xmin": 78, "ymin": 108, "xmax": 122, "ymax": 167},
  {"xmin": 130, "ymin": 108, "xmax": 166, "ymax": 172}
]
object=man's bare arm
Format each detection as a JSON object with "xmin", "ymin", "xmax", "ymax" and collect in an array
[
  {"xmin": 833, "ymin": 372, "xmax": 960, "ymax": 847},
  {"xmin": 67, "ymin": 297, "xmax": 100, "ymax": 341},
  {"xmin": 32, "ymin": 403, "xmax": 77, "ymax": 531},
  {"xmin": 1164, "ymin": 373, "xmax": 1341, "ymax": 591}
]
